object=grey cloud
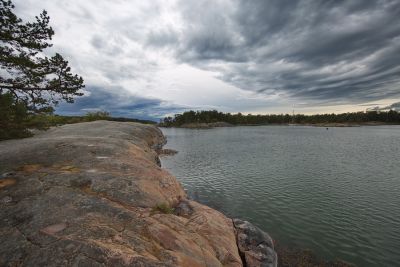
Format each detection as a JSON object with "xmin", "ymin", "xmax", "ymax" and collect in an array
[
  {"xmin": 388, "ymin": 102, "xmax": 400, "ymax": 110},
  {"xmin": 372, "ymin": 101, "xmax": 400, "ymax": 111},
  {"xmin": 172, "ymin": 0, "xmax": 246, "ymax": 62},
  {"xmin": 366, "ymin": 101, "xmax": 400, "ymax": 111},
  {"xmin": 157, "ymin": 0, "xmax": 400, "ymax": 105},
  {"xmin": 90, "ymin": 34, "xmax": 124, "ymax": 56},
  {"xmin": 146, "ymin": 29, "xmax": 179, "ymax": 48},
  {"xmin": 56, "ymin": 86, "xmax": 186, "ymax": 120},
  {"xmin": 91, "ymin": 35, "xmax": 104, "ymax": 49}
]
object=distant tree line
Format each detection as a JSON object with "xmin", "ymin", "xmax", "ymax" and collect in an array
[{"xmin": 160, "ymin": 110, "xmax": 400, "ymax": 127}]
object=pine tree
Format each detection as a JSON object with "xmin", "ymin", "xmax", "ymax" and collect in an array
[
  {"xmin": 0, "ymin": 0, "xmax": 84, "ymax": 139},
  {"xmin": 0, "ymin": 0, "xmax": 84, "ymax": 113}
]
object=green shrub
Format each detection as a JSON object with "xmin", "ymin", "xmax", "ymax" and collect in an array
[
  {"xmin": 151, "ymin": 203, "xmax": 175, "ymax": 214},
  {"xmin": 24, "ymin": 114, "xmax": 53, "ymax": 130},
  {"xmin": 0, "ymin": 93, "xmax": 32, "ymax": 140}
]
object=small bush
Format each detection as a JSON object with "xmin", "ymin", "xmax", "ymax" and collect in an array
[
  {"xmin": 24, "ymin": 114, "xmax": 53, "ymax": 130},
  {"xmin": 151, "ymin": 203, "xmax": 175, "ymax": 214}
]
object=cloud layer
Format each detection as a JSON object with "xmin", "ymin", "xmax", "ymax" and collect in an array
[
  {"xmin": 13, "ymin": 0, "xmax": 400, "ymax": 117},
  {"xmin": 165, "ymin": 0, "xmax": 400, "ymax": 104}
]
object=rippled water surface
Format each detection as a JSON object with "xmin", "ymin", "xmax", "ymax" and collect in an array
[{"xmin": 160, "ymin": 126, "xmax": 400, "ymax": 266}]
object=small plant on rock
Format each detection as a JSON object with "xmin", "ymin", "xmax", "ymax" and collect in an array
[{"xmin": 151, "ymin": 203, "xmax": 174, "ymax": 215}]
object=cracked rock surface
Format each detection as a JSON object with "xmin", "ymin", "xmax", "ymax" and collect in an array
[{"xmin": 0, "ymin": 121, "xmax": 275, "ymax": 266}]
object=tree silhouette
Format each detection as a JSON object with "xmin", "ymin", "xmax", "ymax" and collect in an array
[{"xmin": 160, "ymin": 109, "xmax": 400, "ymax": 127}]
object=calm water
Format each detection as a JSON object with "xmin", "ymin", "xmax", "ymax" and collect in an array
[{"xmin": 160, "ymin": 126, "xmax": 400, "ymax": 267}]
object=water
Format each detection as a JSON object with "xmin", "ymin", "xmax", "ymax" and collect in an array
[{"xmin": 160, "ymin": 126, "xmax": 400, "ymax": 266}]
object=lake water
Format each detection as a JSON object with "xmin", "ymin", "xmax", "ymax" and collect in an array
[{"xmin": 160, "ymin": 126, "xmax": 400, "ymax": 267}]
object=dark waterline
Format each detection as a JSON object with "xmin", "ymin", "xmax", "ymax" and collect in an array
[{"xmin": 160, "ymin": 126, "xmax": 400, "ymax": 267}]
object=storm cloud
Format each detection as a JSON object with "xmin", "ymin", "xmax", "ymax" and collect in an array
[
  {"xmin": 167, "ymin": 0, "xmax": 400, "ymax": 103},
  {"xmin": 13, "ymin": 0, "xmax": 400, "ymax": 117}
]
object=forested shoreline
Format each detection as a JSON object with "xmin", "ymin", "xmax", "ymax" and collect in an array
[{"xmin": 160, "ymin": 110, "xmax": 400, "ymax": 127}]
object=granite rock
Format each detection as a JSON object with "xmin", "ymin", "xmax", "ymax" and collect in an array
[{"xmin": 0, "ymin": 121, "xmax": 248, "ymax": 266}]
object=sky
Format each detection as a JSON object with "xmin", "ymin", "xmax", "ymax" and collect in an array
[{"xmin": 14, "ymin": 0, "xmax": 400, "ymax": 120}]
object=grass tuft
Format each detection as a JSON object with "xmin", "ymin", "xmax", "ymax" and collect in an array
[{"xmin": 151, "ymin": 203, "xmax": 175, "ymax": 215}]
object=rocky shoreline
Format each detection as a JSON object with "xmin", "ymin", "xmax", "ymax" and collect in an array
[{"xmin": 0, "ymin": 121, "xmax": 276, "ymax": 266}]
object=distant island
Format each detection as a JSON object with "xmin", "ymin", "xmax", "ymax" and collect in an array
[{"xmin": 160, "ymin": 110, "xmax": 400, "ymax": 128}]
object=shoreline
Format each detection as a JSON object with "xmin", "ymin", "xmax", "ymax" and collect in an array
[{"xmin": 0, "ymin": 121, "xmax": 276, "ymax": 266}]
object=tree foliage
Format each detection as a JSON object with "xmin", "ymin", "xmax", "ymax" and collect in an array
[
  {"xmin": 0, "ymin": 0, "xmax": 84, "ymax": 113},
  {"xmin": 0, "ymin": 0, "xmax": 84, "ymax": 140},
  {"xmin": 0, "ymin": 92, "xmax": 30, "ymax": 139}
]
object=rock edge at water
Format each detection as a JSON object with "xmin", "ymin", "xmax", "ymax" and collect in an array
[
  {"xmin": 233, "ymin": 219, "xmax": 277, "ymax": 267},
  {"xmin": 0, "ymin": 121, "xmax": 276, "ymax": 267}
]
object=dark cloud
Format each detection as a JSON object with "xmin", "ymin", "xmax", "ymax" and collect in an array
[
  {"xmin": 56, "ymin": 86, "xmax": 186, "ymax": 120},
  {"xmin": 388, "ymin": 102, "xmax": 400, "ymax": 111},
  {"xmin": 382, "ymin": 101, "xmax": 400, "ymax": 111},
  {"xmin": 365, "ymin": 101, "xmax": 400, "ymax": 111},
  {"xmin": 154, "ymin": 0, "xmax": 400, "ymax": 104}
]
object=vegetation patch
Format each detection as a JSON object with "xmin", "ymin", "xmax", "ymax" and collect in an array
[{"xmin": 151, "ymin": 203, "xmax": 175, "ymax": 215}]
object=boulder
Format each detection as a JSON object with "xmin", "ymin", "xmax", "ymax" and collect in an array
[{"xmin": 233, "ymin": 219, "xmax": 277, "ymax": 267}]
